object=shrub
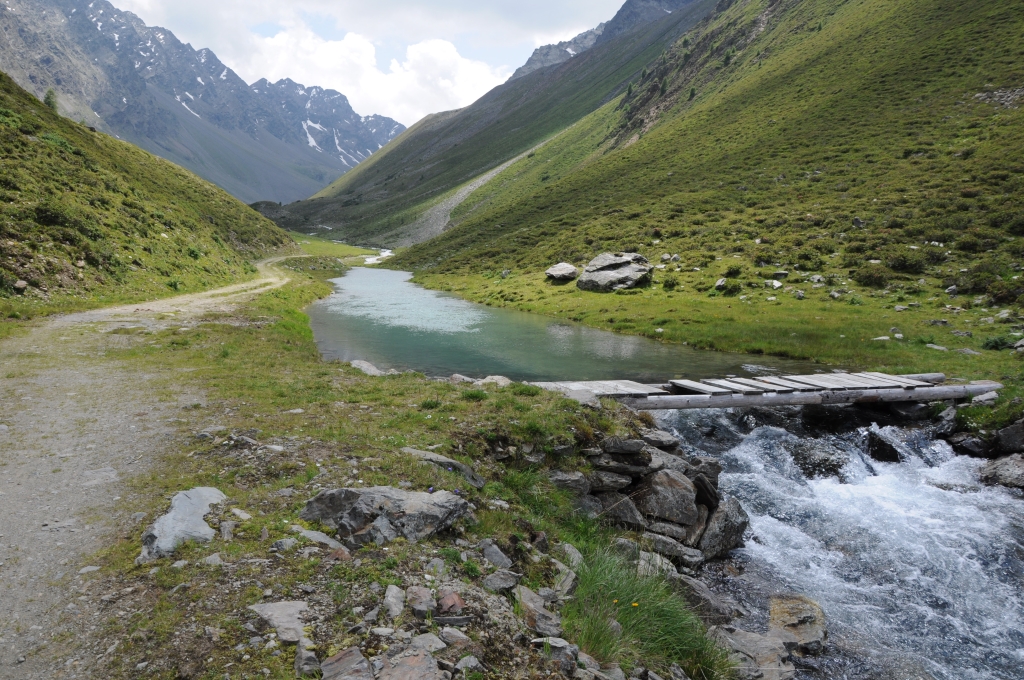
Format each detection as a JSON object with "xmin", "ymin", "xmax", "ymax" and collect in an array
[
  {"xmin": 419, "ymin": 399, "xmax": 441, "ymax": 410},
  {"xmin": 43, "ymin": 88, "xmax": 58, "ymax": 113},
  {"xmin": 884, "ymin": 248, "xmax": 926, "ymax": 274},
  {"xmin": 982, "ymin": 336, "xmax": 1013, "ymax": 350},
  {"xmin": 460, "ymin": 389, "xmax": 489, "ymax": 402},
  {"xmin": 508, "ymin": 383, "xmax": 542, "ymax": 397},
  {"xmin": 724, "ymin": 265, "xmax": 743, "ymax": 278},
  {"xmin": 662, "ymin": 275, "xmax": 679, "ymax": 291},
  {"xmin": 986, "ymin": 280, "xmax": 1021, "ymax": 304},
  {"xmin": 721, "ymin": 281, "xmax": 743, "ymax": 296},
  {"xmin": 853, "ymin": 264, "xmax": 890, "ymax": 288}
]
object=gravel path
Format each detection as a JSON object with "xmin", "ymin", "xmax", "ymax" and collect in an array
[{"xmin": 0, "ymin": 261, "xmax": 292, "ymax": 677}]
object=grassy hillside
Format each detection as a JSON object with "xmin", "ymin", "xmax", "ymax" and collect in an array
[
  {"xmin": 261, "ymin": 0, "xmax": 716, "ymax": 243},
  {"xmin": 0, "ymin": 70, "xmax": 290, "ymax": 318},
  {"xmin": 391, "ymin": 0, "xmax": 1024, "ymax": 423}
]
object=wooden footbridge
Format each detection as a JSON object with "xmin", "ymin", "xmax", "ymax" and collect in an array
[{"xmin": 532, "ymin": 372, "xmax": 1002, "ymax": 410}]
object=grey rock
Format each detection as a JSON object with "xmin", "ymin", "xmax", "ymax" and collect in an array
[
  {"xmin": 479, "ymin": 539, "xmax": 514, "ymax": 568},
  {"xmin": 78, "ymin": 565, "xmax": 100, "ymax": 574},
  {"xmin": 587, "ymin": 470, "xmax": 633, "ymax": 492},
  {"xmin": 171, "ymin": 559, "xmax": 188, "ymax": 569},
  {"xmin": 295, "ymin": 645, "xmax": 321, "ymax": 677},
  {"xmin": 611, "ymin": 537, "xmax": 639, "ymax": 558},
  {"xmin": 602, "ymin": 667, "xmax": 628, "ymax": 680},
  {"xmin": 383, "ymin": 585, "xmax": 405, "ymax": 618},
  {"xmin": 403, "ymin": 447, "xmax": 485, "ymax": 489},
  {"xmin": 321, "ymin": 646, "xmax": 373, "ymax": 680},
  {"xmin": 546, "ymin": 263, "xmax": 580, "ymax": 281},
  {"xmin": 440, "ymin": 627, "xmax": 471, "ymax": 647},
  {"xmin": 220, "ymin": 521, "xmax": 236, "ymax": 541},
  {"xmin": 248, "ymin": 601, "xmax": 308, "ymax": 643},
  {"xmin": 437, "ymin": 589, "xmax": 466, "ymax": 614},
  {"xmin": 482, "ymin": 569, "xmax": 521, "ymax": 592},
  {"xmin": 669, "ymin": 664, "xmax": 692, "ymax": 680},
  {"xmin": 637, "ymin": 550, "xmax": 678, "ymax": 577},
  {"xmin": 406, "ymin": 586, "xmax": 436, "ymax": 619},
  {"xmin": 635, "ymin": 470, "xmax": 699, "ymax": 526},
  {"xmin": 641, "ymin": 532, "xmax": 704, "ymax": 570},
  {"xmin": 561, "ymin": 542, "xmax": 584, "ymax": 569},
  {"xmin": 646, "ymin": 521, "xmax": 689, "ymax": 542},
  {"xmin": 996, "ymin": 421, "xmax": 1024, "ymax": 454},
  {"xmin": 789, "ymin": 440, "xmax": 850, "ymax": 479},
  {"xmin": 549, "ymin": 470, "xmax": 591, "ymax": 495},
  {"xmin": 690, "ymin": 456, "xmax": 723, "ymax": 487},
  {"xmin": 574, "ymin": 494, "xmax": 604, "ymax": 518},
  {"xmin": 425, "ymin": 557, "xmax": 446, "ymax": 577},
  {"xmin": 300, "ymin": 486, "xmax": 469, "ymax": 545},
  {"xmin": 578, "ymin": 651, "xmax": 601, "ymax": 670},
  {"xmin": 351, "ymin": 360, "xmax": 385, "ymax": 376},
  {"xmin": 136, "ymin": 487, "xmax": 226, "ymax": 564},
  {"xmin": 866, "ymin": 429, "xmax": 905, "ymax": 463},
  {"xmin": 601, "ymin": 437, "xmax": 648, "ymax": 455},
  {"xmin": 691, "ymin": 473, "xmax": 720, "ymax": 510},
  {"xmin": 531, "ymin": 637, "xmax": 579, "ymax": 675},
  {"xmin": 769, "ymin": 595, "xmax": 827, "ymax": 656},
  {"xmin": 516, "ymin": 585, "xmax": 562, "ymax": 637},
  {"xmin": 363, "ymin": 607, "xmax": 380, "ymax": 623},
  {"xmin": 454, "ymin": 655, "xmax": 484, "ymax": 672},
  {"xmin": 564, "ymin": 389, "xmax": 602, "ymax": 409},
  {"xmin": 711, "ymin": 626, "xmax": 795, "ymax": 680},
  {"xmin": 715, "ymin": 278, "xmax": 728, "ymax": 291},
  {"xmin": 272, "ymin": 538, "xmax": 298, "ymax": 551},
  {"xmin": 577, "ymin": 253, "xmax": 653, "ymax": 292},
  {"xmin": 948, "ymin": 432, "xmax": 992, "ymax": 458},
  {"xmin": 378, "ymin": 652, "xmax": 443, "ymax": 679},
  {"xmin": 667, "ymin": 573, "xmax": 745, "ymax": 624},
  {"xmin": 980, "ymin": 454, "xmax": 1024, "ymax": 489},
  {"xmin": 348, "ymin": 515, "xmax": 399, "ymax": 548},
  {"xmin": 552, "ymin": 558, "xmax": 578, "ymax": 597},
  {"xmin": 202, "ymin": 553, "xmax": 225, "ymax": 566},
  {"xmin": 589, "ymin": 454, "xmax": 659, "ymax": 477},
  {"xmin": 640, "ymin": 428, "xmax": 680, "ymax": 450},
  {"xmin": 410, "ymin": 633, "xmax": 447, "ymax": 653},
  {"xmin": 699, "ymin": 497, "xmax": 750, "ymax": 559},
  {"xmin": 596, "ymin": 492, "xmax": 648, "ymax": 529},
  {"xmin": 293, "ymin": 526, "xmax": 344, "ymax": 550}
]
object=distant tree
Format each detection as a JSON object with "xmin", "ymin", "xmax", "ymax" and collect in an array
[
  {"xmin": 641, "ymin": 67, "xmax": 648, "ymax": 81},
  {"xmin": 689, "ymin": 87, "xmax": 697, "ymax": 100},
  {"xmin": 44, "ymin": 88, "xmax": 58, "ymax": 113},
  {"xmin": 627, "ymin": 82, "xmax": 634, "ymax": 97},
  {"xmin": 682, "ymin": 37, "xmax": 690, "ymax": 48},
  {"xmin": 660, "ymin": 80, "xmax": 667, "ymax": 96}
]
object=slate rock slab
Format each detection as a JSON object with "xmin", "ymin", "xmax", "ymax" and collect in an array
[
  {"xmin": 321, "ymin": 647, "xmax": 373, "ymax": 680},
  {"xmin": 406, "ymin": 585, "xmax": 437, "ymax": 619},
  {"xmin": 596, "ymin": 492, "xmax": 647, "ymax": 529},
  {"xmin": 549, "ymin": 470, "xmax": 591, "ymax": 495},
  {"xmin": 698, "ymin": 497, "xmax": 750, "ymax": 559},
  {"xmin": 482, "ymin": 569, "xmax": 521, "ymax": 593},
  {"xmin": 479, "ymin": 538, "xmax": 514, "ymax": 569},
  {"xmin": 980, "ymin": 454, "xmax": 1024, "ymax": 489},
  {"xmin": 711, "ymin": 625, "xmax": 796, "ymax": 680},
  {"xmin": 378, "ymin": 651, "xmax": 444, "ymax": 679},
  {"xmin": 642, "ymin": 532, "xmax": 704, "ymax": 569},
  {"xmin": 402, "ymin": 447, "xmax": 485, "ymax": 489},
  {"xmin": 635, "ymin": 470, "xmax": 699, "ymax": 526},
  {"xmin": 136, "ymin": 487, "xmax": 226, "ymax": 564},
  {"xmin": 516, "ymin": 585, "xmax": 562, "ymax": 637},
  {"xmin": 383, "ymin": 585, "xmax": 405, "ymax": 619},
  {"xmin": 248, "ymin": 601, "xmax": 308, "ymax": 643},
  {"xmin": 577, "ymin": 253, "xmax": 653, "ymax": 292},
  {"xmin": 769, "ymin": 595, "xmax": 827, "ymax": 656},
  {"xmin": 300, "ymin": 487, "xmax": 469, "ymax": 545},
  {"xmin": 545, "ymin": 262, "xmax": 579, "ymax": 281}
]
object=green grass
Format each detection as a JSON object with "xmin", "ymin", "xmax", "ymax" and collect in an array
[
  {"xmin": 0, "ymin": 70, "xmax": 290, "ymax": 319},
  {"xmin": 286, "ymin": 231, "xmax": 376, "ymax": 260}
]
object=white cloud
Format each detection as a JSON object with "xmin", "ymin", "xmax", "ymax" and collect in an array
[{"xmin": 112, "ymin": 0, "xmax": 625, "ymax": 125}]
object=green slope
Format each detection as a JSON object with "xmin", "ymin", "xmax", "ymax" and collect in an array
[
  {"xmin": 0, "ymin": 71, "xmax": 290, "ymax": 318},
  {"xmin": 260, "ymin": 0, "xmax": 716, "ymax": 243}
]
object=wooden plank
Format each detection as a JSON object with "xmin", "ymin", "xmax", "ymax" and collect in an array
[
  {"xmin": 622, "ymin": 382, "xmax": 1003, "ymax": 410},
  {"xmin": 731, "ymin": 377, "xmax": 794, "ymax": 393},
  {"xmin": 606, "ymin": 380, "xmax": 668, "ymax": 396},
  {"xmin": 783, "ymin": 375, "xmax": 851, "ymax": 390},
  {"xmin": 670, "ymin": 379, "xmax": 734, "ymax": 395},
  {"xmin": 754, "ymin": 376, "xmax": 822, "ymax": 392},
  {"xmin": 703, "ymin": 379, "xmax": 764, "ymax": 395},
  {"xmin": 847, "ymin": 373, "xmax": 911, "ymax": 389},
  {"xmin": 863, "ymin": 372, "xmax": 932, "ymax": 388},
  {"xmin": 822, "ymin": 373, "xmax": 891, "ymax": 389}
]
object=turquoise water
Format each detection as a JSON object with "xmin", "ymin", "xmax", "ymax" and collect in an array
[{"xmin": 306, "ymin": 268, "xmax": 823, "ymax": 382}]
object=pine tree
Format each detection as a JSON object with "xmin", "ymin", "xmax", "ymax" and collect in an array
[{"xmin": 44, "ymin": 89, "xmax": 58, "ymax": 114}]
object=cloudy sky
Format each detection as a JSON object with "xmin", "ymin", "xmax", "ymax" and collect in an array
[{"xmin": 113, "ymin": 0, "xmax": 625, "ymax": 126}]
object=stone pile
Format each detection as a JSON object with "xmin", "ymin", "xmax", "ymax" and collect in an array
[
  {"xmin": 577, "ymin": 253, "xmax": 653, "ymax": 292},
  {"xmin": 550, "ymin": 429, "xmax": 749, "ymax": 572}
]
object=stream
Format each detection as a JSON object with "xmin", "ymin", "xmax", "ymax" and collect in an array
[{"xmin": 308, "ymin": 267, "xmax": 1024, "ymax": 679}]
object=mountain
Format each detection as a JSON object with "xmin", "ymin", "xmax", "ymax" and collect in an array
[
  {"xmin": 510, "ymin": 24, "xmax": 607, "ymax": 81},
  {"xmin": 0, "ymin": 68, "xmax": 288, "ymax": 312},
  {"xmin": 390, "ymin": 0, "xmax": 1024, "ymax": 298},
  {"xmin": 0, "ymin": 0, "xmax": 405, "ymax": 204},
  {"xmin": 259, "ymin": 0, "xmax": 716, "ymax": 245}
]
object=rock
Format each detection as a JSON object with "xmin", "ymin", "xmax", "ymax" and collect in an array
[
  {"xmin": 769, "ymin": 595, "xmax": 827, "ymax": 656},
  {"xmin": 482, "ymin": 569, "xmax": 521, "ymax": 592},
  {"xmin": 450, "ymin": 374, "xmax": 475, "ymax": 384},
  {"xmin": 516, "ymin": 585, "xmax": 562, "ymax": 636},
  {"xmin": 789, "ymin": 440, "xmax": 850, "ymax": 478},
  {"xmin": 300, "ymin": 486, "xmax": 469, "ymax": 545},
  {"xmin": 478, "ymin": 375, "xmax": 512, "ymax": 387},
  {"xmin": 635, "ymin": 470, "xmax": 699, "ymax": 526},
  {"xmin": 564, "ymin": 389, "xmax": 602, "ymax": 409},
  {"xmin": 979, "ymin": 454, "xmax": 1024, "ymax": 489},
  {"xmin": 403, "ymin": 448, "xmax": 485, "ymax": 489},
  {"xmin": 440, "ymin": 627, "xmax": 472, "ymax": 647},
  {"xmin": 646, "ymin": 520, "xmax": 689, "ymax": 543},
  {"xmin": 220, "ymin": 521, "xmax": 236, "ymax": 541},
  {"xmin": 711, "ymin": 626, "xmax": 795, "ymax": 680},
  {"xmin": 136, "ymin": 487, "xmax": 226, "ymax": 564},
  {"xmin": 638, "ymin": 550, "xmax": 678, "ymax": 576},
  {"xmin": 272, "ymin": 538, "xmax": 298, "ymax": 551},
  {"xmin": 714, "ymin": 278, "xmax": 728, "ymax": 291},
  {"xmin": 689, "ymin": 457, "xmax": 723, "ymax": 487},
  {"xmin": 973, "ymin": 391, "xmax": 999, "ymax": 405},
  {"xmin": 293, "ymin": 526, "xmax": 344, "ymax": 550},
  {"xmin": 230, "ymin": 508, "xmax": 252, "ymax": 521},
  {"xmin": 561, "ymin": 543, "xmax": 584, "ymax": 569},
  {"xmin": 425, "ymin": 557, "xmax": 446, "ymax": 577},
  {"xmin": 766, "ymin": 280, "xmax": 783, "ymax": 290},
  {"xmin": 437, "ymin": 589, "xmax": 466, "ymax": 614},
  {"xmin": 601, "ymin": 437, "xmax": 648, "ymax": 455},
  {"xmin": 406, "ymin": 586, "xmax": 436, "ymax": 619},
  {"xmin": 363, "ymin": 607, "xmax": 380, "ymax": 623},
  {"xmin": 531, "ymin": 637, "xmax": 579, "ymax": 675},
  {"xmin": 549, "ymin": 471, "xmax": 591, "ymax": 495},
  {"xmin": 553, "ymin": 559, "xmax": 578, "ymax": 597},
  {"xmin": 410, "ymin": 633, "xmax": 447, "ymax": 653},
  {"xmin": 669, "ymin": 664, "xmax": 692, "ymax": 680},
  {"xmin": 945, "ymin": 285, "xmax": 957, "ymax": 295},
  {"xmin": 378, "ymin": 652, "xmax": 443, "ymax": 679},
  {"xmin": 596, "ymin": 492, "xmax": 648, "ymax": 529},
  {"xmin": 296, "ymin": 645, "xmax": 321, "ymax": 677},
  {"xmin": 454, "ymin": 655, "xmax": 484, "ymax": 672},
  {"xmin": 642, "ymin": 532, "xmax": 704, "ymax": 570},
  {"xmin": 587, "ymin": 470, "xmax": 633, "ymax": 492},
  {"xmin": 667, "ymin": 573, "xmax": 744, "ymax": 624},
  {"xmin": 248, "ymin": 601, "xmax": 308, "ymax": 643},
  {"xmin": 351, "ymin": 360, "xmax": 385, "ymax": 376},
  {"xmin": 577, "ymin": 253, "xmax": 653, "ymax": 292},
  {"xmin": 589, "ymin": 453, "xmax": 659, "ymax": 477},
  {"xmin": 202, "ymin": 553, "xmax": 225, "ymax": 566},
  {"xmin": 383, "ymin": 585, "xmax": 405, "ymax": 618},
  {"xmin": 574, "ymin": 494, "xmax": 604, "ymax": 518},
  {"xmin": 640, "ymin": 429, "xmax": 680, "ymax": 450},
  {"xmin": 602, "ymin": 667, "xmax": 628, "ymax": 680},
  {"xmin": 957, "ymin": 348, "xmax": 982, "ymax": 356},
  {"xmin": 78, "ymin": 565, "xmax": 100, "ymax": 574},
  {"xmin": 691, "ymin": 473, "xmax": 720, "ymax": 510},
  {"xmin": 926, "ymin": 344, "xmax": 948, "ymax": 351},
  {"xmin": 866, "ymin": 429, "xmax": 905, "ymax": 463},
  {"xmin": 479, "ymin": 539, "xmax": 514, "ymax": 568},
  {"xmin": 348, "ymin": 515, "xmax": 399, "ymax": 548},
  {"xmin": 321, "ymin": 647, "xmax": 373, "ymax": 680},
  {"xmin": 546, "ymin": 263, "xmax": 580, "ymax": 281},
  {"xmin": 948, "ymin": 432, "xmax": 992, "ymax": 458},
  {"xmin": 698, "ymin": 497, "xmax": 749, "ymax": 559},
  {"xmin": 171, "ymin": 560, "xmax": 188, "ymax": 569}
]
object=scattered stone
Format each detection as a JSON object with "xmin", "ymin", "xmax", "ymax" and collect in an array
[
  {"xmin": 440, "ymin": 627, "xmax": 471, "ymax": 647},
  {"xmin": 573, "ymin": 494, "xmax": 604, "ymax": 518},
  {"xmin": 378, "ymin": 652, "xmax": 442, "ymax": 679},
  {"xmin": 973, "ymin": 391, "xmax": 999, "ymax": 405},
  {"xmin": 766, "ymin": 280, "xmax": 783, "ymax": 290},
  {"xmin": 383, "ymin": 585, "xmax": 406, "ymax": 619},
  {"xmin": 320, "ymin": 647, "xmax": 373, "ymax": 680},
  {"xmin": 351, "ymin": 360, "xmax": 385, "ymax": 376},
  {"xmin": 479, "ymin": 539, "xmax": 514, "ymax": 568},
  {"xmin": 454, "ymin": 655, "xmax": 484, "ymax": 672},
  {"xmin": 220, "ymin": 521, "xmax": 237, "ymax": 541},
  {"xmin": 531, "ymin": 637, "xmax": 579, "ymax": 675},
  {"xmin": 363, "ymin": 607, "xmax": 380, "ymax": 623},
  {"xmin": 552, "ymin": 558, "xmax": 578, "ymax": 597},
  {"xmin": 637, "ymin": 550, "xmax": 677, "ymax": 577},
  {"xmin": 403, "ymin": 447, "xmax": 486, "ymax": 489},
  {"xmin": 714, "ymin": 278, "xmax": 728, "ymax": 291},
  {"xmin": 78, "ymin": 565, "xmax": 100, "ymax": 574},
  {"xmin": 277, "ymin": 487, "xmax": 296, "ymax": 497},
  {"xmin": 769, "ymin": 595, "xmax": 827, "ymax": 656},
  {"xmin": 996, "ymin": 421, "xmax": 1024, "ymax": 454},
  {"xmin": 596, "ymin": 492, "xmax": 647, "ymax": 529},
  {"xmin": 561, "ymin": 543, "xmax": 584, "ymax": 569},
  {"xmin": 136, "ymin": 487, "xmax": 226, "ymax": 564},
  {"xmin": 642, "ymin": 532, "xmax": 704, "ymax": 570},
  {"xmin": 549, "ymin": 471, "xmax": 591, "ymax": 495},
  {"xmin": 669, "ymin": 664, "xmax": 692, "ymax": 680},
  {"xmin": 202, "ymin": 553, "xmax": 225, "ymax": 566},
  {"xmin": 293, "ymin": 526, "xmax": 344, "ymax": 550},
  {"xmin": 295, "ymin": 644, "xmax": 321, "ymax": 677},
  {"xmin": 667, "ymin": 573, "xmax": 745, "ymax": 624},
  {"xmin": 248, "ymin": 601, "xmax": 308, "ymax": 643},
  {"xmin": 482, "ymin": 569, "xmax": 521, "ymax": 593},
  {"xmin": 711, "ymin": 626, "xmax": 795, "ymax": 680},
  {"xmin": 272, "ymin": 538, "xmax": 298, "ymax": 552},
  {"xmin": 698, "ymin": 497, "xmax": 750, "ymax": 559},
  {"xmin": 425, "ymin": 557, "xmax": 446, "ymax": 577},
  {"xmin": 516, "ymin": 585, "xmax": 562, "ymax": 637},
  {"xmin": 866, "ymin": 428, "xmax": 905, "ymax": 463},
  {"xmin": 948, "ymin": 432, "xmax": 992, "ymax": 458},
  {"xmin": 13, "ymin": 280, "xmax": 28, "ymax": 292},
  {"xmin": 406, "ymin": 586, "xmax": 436, "ymax": 619},
  {"xmin": 563, "ymin": 389, "xmax": 603, "ymax": 409},
  {"xmin": 635, "ymin": 470, "xmax": 699, "ymax": 526},
  {"xmin": 577, "ymin": 253, "xmax": 654, "ymax": 292},
  {"xmin": 546, "ymin": 263, "xmax": 580, "ymax": 281},
  {"xmin": 478, "ymin": 375, "xmax": 512, "ymax": 387},
  {"xmin": 979, "ymin": 454, "xmax": 1024, "ymax": 489},
  {"xmin": 300, "ymin": 486, "xmax": 469, "ymax": 546},
  {"xmin": 926, "ymin": 344, "xmax": 948, "ymax": 351},
  {"xmin": 410, "ymin": 633, "xmax": 447, "ymax": 653},
  {"xmin": 231, "ymin": 508, "xmax": 253, "ymax": 521},
  {"xmin": 602, "ymin": 437, "xmax": 648, "ymax": 455},
  {"xmin": 171, "ymin": 560, "xmax": 188, "ymax": 569},
  {"xmin": 437, "ymin": 589, "xmax": 466, "ymax": 614},
  {"xmin": 587, "ymin": 470, "xmax": 633, "ymax": 492},
  {"xmin": 640, "ymin": 429, "xmax": 680, "ymax": 450}
]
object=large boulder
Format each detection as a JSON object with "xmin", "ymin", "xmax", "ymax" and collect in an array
[
  {"xmin": 698, "ymin": 496, "xmax": 750, "ymax": 559},
  {"xmin": 995, "ymin": 420, "xmax": 1024, "ymax": 455},
  {"xmin": 711, "ymin": 626, "xmax": 796, "ymax": 680},
  {"xmin": 596, "ymin": 492, "xmax": 648, "ymax": 529},
  {"xmin": 516, "ymin": 586, "xmax": 562, "ymax": 637},
  {"xmin": 577, "ymin": 253, "xmax": 653, "ymax": 292},
  {"xmin": 979, "ymin": 454, "xmax": 1024, "ymax": 489},
  {"xmin": 548, "ymin": 471, "xmax": 590, "ymax": 495},
  {"xmin": 300, "ymin": 487, "xmax": 469, "ymax": 545},
  {"xmin": 545, "ymin": 263, "xmax": 579, "ymax": 281},
  {"xmin": 769, "ymin": 595, "xmax": 827, "ymax": 656},
  {"xmin": 634, "ymin": 469, "xmax": 700, "ymax": 526},
  {"xmin": 136, "ymin": 487, "xmax": 226, "ymax": 564},
  {"xmin": 320, "ymin": 647, "xmax": 373, "ymax": 680}
]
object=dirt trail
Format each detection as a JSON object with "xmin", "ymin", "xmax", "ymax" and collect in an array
[{"xmin": 0, "ymin": 259, "xmax": 293, "ymax": 677}]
